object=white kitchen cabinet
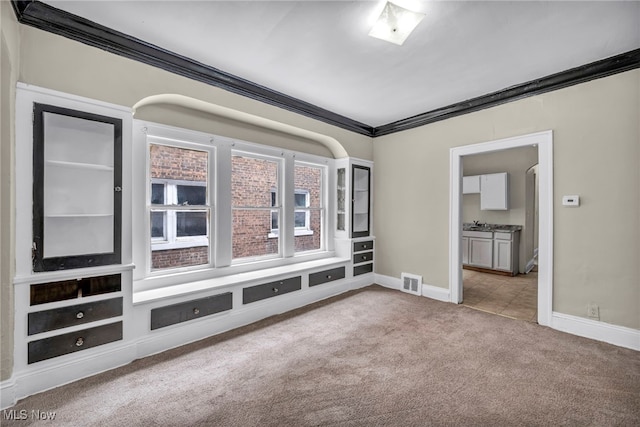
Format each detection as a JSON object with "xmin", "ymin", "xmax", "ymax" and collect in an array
[
  {"xmin": 469, "ymin": 237, "xmax": 493, "ymax": 269},
  {"xmin": 480, "ymin": 172, "xmax": 509, "ymax": 210},
  {"xmin": 463, "ymin": 175, "xmax": 480, "ymax": 194},
  {"xmin": 493, "ymin": 239, "xmax": 512, "ymax": 271},
  {"xmin": 493, "ymin": 232, "xmax": 520, "ymax": 274}
]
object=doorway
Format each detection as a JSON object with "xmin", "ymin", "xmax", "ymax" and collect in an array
[
  {"xmin": 449, "ymin": 131, "xmax": 553, "ymax": 327},
  {"xmin": 460, "ymin": 147, "xmax": 539, "ymax": 322}
]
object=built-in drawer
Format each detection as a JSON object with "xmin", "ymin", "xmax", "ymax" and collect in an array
[
  {"xmin": 353, "ymin": 240, "xmax": 374, "ymax": 252},
  {"xmin": 28, "ymin": 297, "xmax": 122, "ymax": 336},
  {"xmin": 353, "ymin": 251, "xmax": 373, "ymax": 264},
  {"xmin": 30, "ymin": 274, "xmax": 121, "ymax": 306},
  {"xmin": 28, "ymin": 321, "xmax": 122, "ymax": 364},
  {"xmin": 150, "ymin": 293, "xmax": 233, "ymax": 330},
  {"xmin": 494, "ymin": 232, "xmax": 512, "ymax": 240},
  {"xmin": 243, "ymin": 276, "xmax": 301, "ymax": 305},
  {"xmin": 309, "ymin": 266, "xmax": 345, "ymax": 287},
  {"xmin": 354, "ymin": 263, "xmax": 373, "ymax": 276}
]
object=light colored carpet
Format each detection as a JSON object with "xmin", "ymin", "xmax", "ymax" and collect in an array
[{"xmin": 4, "ymin": 285, "xmax": 639, "ymax": 426}]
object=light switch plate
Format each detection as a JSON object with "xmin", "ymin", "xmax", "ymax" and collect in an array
[{"xmin": 562, "ymin": 195, "xmax": 580, "ymax": 207}]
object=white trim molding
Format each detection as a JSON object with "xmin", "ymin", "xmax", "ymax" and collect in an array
[
  {"xmin": 449, "ymin": 130, "xmax": 553, "ymax": 326},
  {"xmin": 551, "ymin": 312, "xmax": 640, "ymax": 351},
  {"xmin": 132, "ymin": 94, "xmax": 349, "ymax": 159}
]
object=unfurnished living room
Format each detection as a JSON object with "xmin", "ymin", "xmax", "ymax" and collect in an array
[{"xmin": 1, "ymin": 1, "xmax": 639, "ymax": 425}]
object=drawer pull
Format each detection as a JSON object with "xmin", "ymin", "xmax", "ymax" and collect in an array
[
  {"xmin": 362, "ymin": 256, "xmax": 367, "ymax": 260},
  {"xmin": 327, "ymin": 275, "xmax": 332, "ymax": 279},
  {"xmin": 193, "ymin": 308, "xmax": 200, "ymax": 315},
  {"xmin": 75, "ymin": 337, "xmax": 84, "ymax": 347},
  {"xmin": 76, "ymin": 311, "xmax": 84, "ymax": 319},
  {"xmin": 273, "ymin": 287, "xmax": 279, "ymax": 293},
  {"xmin": 363, "ymin": 245, "xmax": 368, "ymax": 249}
]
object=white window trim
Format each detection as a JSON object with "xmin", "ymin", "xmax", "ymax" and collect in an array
[
  {"xmin": 268, "ymin": 189, "xmax": 314, "ymax": 238},
  {"xmin": 133, "ymin": 120, "xmax": 335, "ymax": 292}
]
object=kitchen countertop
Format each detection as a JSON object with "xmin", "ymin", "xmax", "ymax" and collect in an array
[{"xmin": 463, "ymin": 223, "xmax": 522, "ymax": 233}]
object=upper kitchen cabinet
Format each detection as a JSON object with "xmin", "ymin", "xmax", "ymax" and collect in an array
[
  {"xmin": 462, "ymin": 175, "xmax": 480, "ymax": 194},
  {"xmin": 17, "ymin": 84, "xmax": 131, "ymax": 273},
  {"xmin": 480, "ymin": 172, "xmax": 509, "ymax": 210}
]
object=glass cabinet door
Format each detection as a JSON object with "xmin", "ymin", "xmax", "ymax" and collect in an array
[
  {"xmin": 336, "ymin": 168, "xmax": 346, "ymax": 231},
  {"xmin": 32, "ymin": 103, "xmax": 122, "ymax": 271},
  {"xmin": 351, "ymin": 164, "xmax": 370, "ymax": 238}
]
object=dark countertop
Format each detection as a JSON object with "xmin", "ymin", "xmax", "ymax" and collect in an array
[{"xmin": 463, "ymin": 223, "xmax": 522, "ymax": 233}]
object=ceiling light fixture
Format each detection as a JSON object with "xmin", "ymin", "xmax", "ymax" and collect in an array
[{"xmin": 368, "ymin": 1, "xmax": 425, "ymax": 46}]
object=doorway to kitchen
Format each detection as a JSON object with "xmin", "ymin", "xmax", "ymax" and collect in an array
[
  {"xmin": 449, "ymin": 131, "xmax": 553, "ymax": 327},
  {"xmin": 460, "ymin": 147, "xmax": 538, "ymax": 322}
]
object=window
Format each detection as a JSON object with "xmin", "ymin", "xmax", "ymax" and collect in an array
[
  {"xmin": 135, "ymin": 122, "xmax": 333, "ymax": 290},
  {"xmin": 294, "ymin": 163, "xmax": 323, "ymax": 253},
  {"xmin": 149, "ymin": 144, "xmax": 211, "ymax": 271},
  {"xmin": 231, "ymin": 153, "xmax": 280, "ymax": 261},
  {"xmin": 270, "ymin": 189, "xmax": 311, "ymax": 235}
]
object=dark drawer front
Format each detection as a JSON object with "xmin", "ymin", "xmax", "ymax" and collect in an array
[
  {"xmin": 82, "ymin": 274, "xmax": 122, "ymax": 297},
  {"xmin": 30, "ymin": 274, "xmax": 121, "ymax": 306},
  {"xmin": 353, "ymin": 240, "xmax": 374, "ymax": 252},
  {"xmin": 243, "ymin": 276, "xmax": 301, "ymax": 305},
  {"xmin": 28, "ymin": 321, "xmax": 122, "ymax": 364},
  {"xmin": 309, "ymin": 267, "xmax": 346, "ymax": 287},
  {"xmin": 354, "ymin": 263, "xmax": 373, "ymax": 276},
  {"xmin": 353, "ymin": 251, "xmax": 373, "ymax": 264},
  {"xmin": 151, "ymin": 292, "xmax": 233, "ymax": 330},
  {"xmin": 28, "ymin": 297, "xmax": 123, "ymax": 335}
]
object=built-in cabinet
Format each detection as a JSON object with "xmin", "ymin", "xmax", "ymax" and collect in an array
[
  {"xmin": 335, "ymin": 158, "xmax": 373, "ymax": 239},
  {"xmin": 13, "ymin": 84, "xmax": 133, "ymax": 386},
  {"xmin": 32, "ymin": 103, "xmax": 122, "ymax": 271}
]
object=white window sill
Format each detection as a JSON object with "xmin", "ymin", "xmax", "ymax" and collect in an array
[
  {"xmin": 267, "ymin": 229, "xmax": 314, "ymax": 239},
  {"xmin": 152, "ymin": 239, "xmax": 208, "ymax": 251},
  {"xmin": 133, "ymin": 256, "xmax": 349, "ymax": 306}
]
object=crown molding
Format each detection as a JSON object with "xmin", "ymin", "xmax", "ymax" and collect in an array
[
  {"xmin": 12, "ymin": 1, "xmax": 640, "ymax": 139},
  {"xmin": 12, "ymin": 0, "xmax": 374, "ymax": 137},
  {"xmin": 373, "ymin": 49, "xmax": 640, "ymax": 137}
]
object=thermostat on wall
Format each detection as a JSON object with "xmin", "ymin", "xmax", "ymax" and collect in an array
[{"xmin": 562, "ymin": 195, "xmax": 580, "ymax": 207}]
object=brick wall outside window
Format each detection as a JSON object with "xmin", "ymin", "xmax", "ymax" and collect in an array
[
  {"xmin": 150, "ymin": 146, "xmax": 323, "ymax": 269},
  {"xmin": 150, "ymin": 144, "xmax": 209, "ymax": 270}
]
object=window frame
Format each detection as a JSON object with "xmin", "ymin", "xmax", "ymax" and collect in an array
[
  {"xmin": 150, "ymin": 178, "xmax": 209, "ymax": 251},
  {"xmin": 269, "ymin": 189, "xmax": 313, "ymax": 238},
  {"xmin": 132, "ymin": 121, "xmax": 335, "ymax": 293}
]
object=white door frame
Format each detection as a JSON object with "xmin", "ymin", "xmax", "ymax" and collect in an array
[{"xmin": 449, "ymin": 130, "xmax": 553, "ymax": 326}]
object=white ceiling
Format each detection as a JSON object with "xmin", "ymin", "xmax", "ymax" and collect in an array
[{"xmin": 43, "ymin": 1, "xmax": 640, "ymax": 127}]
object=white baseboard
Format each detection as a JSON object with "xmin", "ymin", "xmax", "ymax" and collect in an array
[
  {"xmin": 551, "ymin": 312, "xmax": 640, "ymax": 351},
  {"xmin": 1, "ymin": 344, "xmax": 136, "ymax": 410},
  {"xmin": 0, "ymin": 379, "xmax": 17, "ymax": 410},
  {"xmin": 375, "ymin": 274, "xmax": 450, "ymax": 302},
  {"xmin": 374, "ymin": 273, "xmax": 400, "ymax": 291}
]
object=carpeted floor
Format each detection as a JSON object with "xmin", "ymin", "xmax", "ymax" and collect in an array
[{"xmin": 4, "ymin": 285, "xmax": 639, "ymax": 426}]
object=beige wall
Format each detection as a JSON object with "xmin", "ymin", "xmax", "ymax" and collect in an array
[
  {"xmin": 1, "ymin": 1, "xmax": 20, "ymax": 382},
  {"xmin": 373, "ymin": 69, "xmax": 640, "ymax": 329}
]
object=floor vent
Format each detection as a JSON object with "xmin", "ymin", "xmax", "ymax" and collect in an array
[{"xmin": 400, "ymin": 273, "xmax": 422, "ymax": 296}]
